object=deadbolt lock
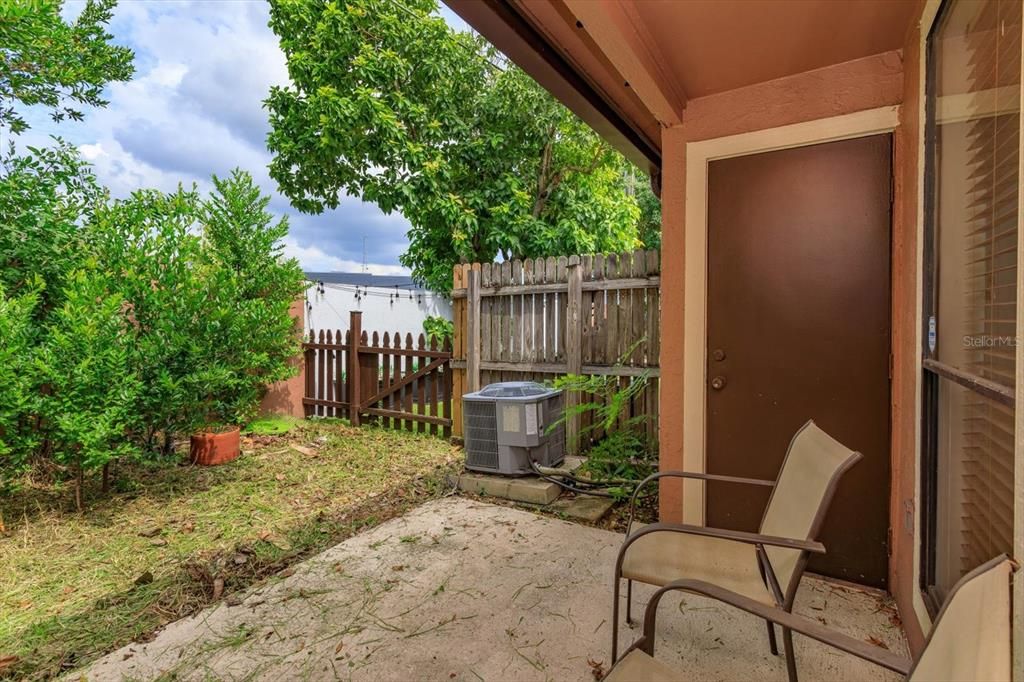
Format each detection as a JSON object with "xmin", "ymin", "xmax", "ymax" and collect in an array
[
  {"xmin": 712, "ymin": 349, "xmax": 726, "ymax": 361},
  {"xmin": 710, "ymin": 376, "xmax": 727, "ymax": 391}
]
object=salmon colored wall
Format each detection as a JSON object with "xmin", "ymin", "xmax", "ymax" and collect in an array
[
  {"xmin": 657, "ymin": 43, "xmax": 929, "ymax": 650},
  {"xmin": 890, "ymin": 2, "xmax": 929, "ymax": 654},
  {"xmin": 259, "ymin": 299, "xmax": 307, "ymax": 419}
]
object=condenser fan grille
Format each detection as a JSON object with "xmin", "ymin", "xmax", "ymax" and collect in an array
[{"xmin": 465, "ymin": 401, "xmax": 499, "ymax": 469}]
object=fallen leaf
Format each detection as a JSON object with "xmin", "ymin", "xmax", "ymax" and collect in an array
[
  {"xmin": 586, "ymin": 657, "xmax": 605, "ymax": 681},
  {"xmin": 150, "ymin": 538, "xmax": 168, "ymax": 547},
  {"xmin": 139, "ymin": 527, "xmax": 162, "ymax": 538},
  {"xmin": 391, "ymin": 565, "xmax": 406, "ymax": 571},
  {"xmin": 866, "ymin": 635, "xmax": 890, "ymax": 650},
  {"xmin": 275, "ymin": 473, "xmax": 286, "ymax": 482},
  {"xmin": 335, "ymin": 640, "xmax": 344, "ymax": 654},
  {"xmin": 290, "ymin": 445, "xmax": 316, "ymax": 457},
  {"xmin": 278, "ymin": 568, "xmax": 295, "ymax": 578},
  {"xmin": 181, "ymin": 521, "xmax": 195, "ymax": 534},
  {"xmin": 134, "ymin": 571, "xmax": 154, "ymax": 586},
  {"xmin": 0, "ymin": 655, "xmax": 19, "ymax": 671},
  {"xmin": 258, "ymin": 530, "xmax": 272, "ymax": 541},
  {"xmin": 232, "ymin": 553, "xmax": 248, "ymax": 565},
  {"xmin": 62, "ymin": 585, "xmax": 75, "ymax": 595},
  {"xmin": 212, "ymin": 578, "xmax": 224, "ymax": 600}
]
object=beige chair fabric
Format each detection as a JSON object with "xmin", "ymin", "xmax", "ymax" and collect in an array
[
  {"xmin": 909, "ymin": 559, "xmax": 1012, "ymax": 682},
  {"xmin": 604, "ymin": 649, "xmax": 679, "ymax": 682},
  {"xmin": 759, "ymin": 422, "xmax": 858, "ymax": 594},
  {"xmin": 605, "ymin": 557, "xmax": 1015, "ymax": 682},
  {"xmin": 621, "ymin": 529, "xmax": 773, "ymax": 604}
]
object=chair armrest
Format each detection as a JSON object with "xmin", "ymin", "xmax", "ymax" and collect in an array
[
  {"xmin": 623, "ymin": 521, "xmax": 826, "ymax": 554},
  {"xmin": 626, "ymin": 470, "xmax": 775, "ymax": 535},
  {"xmin": 641, "ymin": 580, "xmax": 913, "ymax": 676}
]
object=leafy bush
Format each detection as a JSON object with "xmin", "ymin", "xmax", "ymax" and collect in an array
[
  {"xmin": 0, "ymin": 142, "xmax": 103, "ymax": 320},
  {"xmin": 550, "ymin": 369, "xmax": 657, "ymax": 492},
  {"xmin": 198, "ymin": 171, "xmax": 306, "ymax": 426},
  {"xmin": 35, "ymin": 270, "xmax": 141, "ymax": 509},
  {"xmin": 0, "ymin": 287, "xmax": 39, "ymax": 492},
  {"xmin": 580, "ymin": 429, "xmax": 656, "ymax": 485},
  {"xmin": 0, "ymin": 146, "xmax": 305, "ymax": 502},
  {"xmin": 423, "ymin": 315, "xmax": 453, "ymax": 345}
]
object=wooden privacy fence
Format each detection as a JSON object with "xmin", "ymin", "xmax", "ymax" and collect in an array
[
  {"xmin": 451, "ymin": 249, "xmax": 660, "ymax": 451},
  {"xmin": 303, "ymin": 311, "xmax": 453, "ymax": 437}
]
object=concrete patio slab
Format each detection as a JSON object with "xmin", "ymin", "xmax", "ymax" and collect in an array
[
  {"xmin": 547, "ymin": 494, "xmax": 615, "ymax": 522},
  {"xmin": 78, "ymin": 498, "xmax": 907, "ymax": 681}
]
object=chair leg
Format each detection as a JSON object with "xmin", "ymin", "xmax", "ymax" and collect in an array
[
  {"xmin": 612, "ymin": 576, "xmax": 621, "ymax": 663},
  {"xmin": 626, "ymin": 579, "xmax": 634, "ymax": 625},
  {"xmin": 782, "ymin": 626, "xmax": 798, "ymax": 682},
  {"xmin": 766, "ymin": 620, "xmax": 778, "ymax": 656}
]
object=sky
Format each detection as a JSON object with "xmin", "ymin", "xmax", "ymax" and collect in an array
[{"xmin": 17, "ymin": 1, "xmax": 471, "ymax": 275}]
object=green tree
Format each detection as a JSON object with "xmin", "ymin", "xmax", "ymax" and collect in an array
[
  {"xmin": 267, "ymin": 0, "xmax": 642, "ymax": 292},
  {"xmin": 198, "ymin": 170, "xmax": 306, "ymax": 426},
  {"xmin": 0, "ymin": 287, "xmax": 38, "ymax": 495},
  {"xmin": 632, "ymin": 170, "xmax": 662, "ymax": 251},
  {"xmin": 0, "ymin": 0, "xmax": 134, "ymax": 134},
  {"xmin": 0, "ymin": 142, "xmax": 104, "ymax": 322},
  {"xmin": 35, "ymin": 269, "xmax": 141, "ymax": 509},
  {"xmin": 86, "ymin": 186, "xmax": 211, "ymax": 452},
  {"xmin": 86, "ymin": 174, "xmax": 305, "ymax": 452}
]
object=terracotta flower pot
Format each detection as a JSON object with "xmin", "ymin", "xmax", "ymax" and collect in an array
[{"xmin": 189, "ymin": 426, "xmax": 241, "ymax": 466}]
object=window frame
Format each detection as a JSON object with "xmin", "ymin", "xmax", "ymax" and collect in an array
[{"xmin": 919, "ymin": 0, "xmax": 1020, "ymax": 616}]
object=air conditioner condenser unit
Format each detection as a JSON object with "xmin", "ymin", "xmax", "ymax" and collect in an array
[{"xmin": 463, "ymin": 382, "xmax": 565, "ymax": 475}]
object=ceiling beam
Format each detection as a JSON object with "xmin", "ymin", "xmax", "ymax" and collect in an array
[
  {"xmin": 445, "ymin": 0, "xmax": 662, "ymax": 169},
  {"xmin": 561, "ymin": 0, "xmax": 685, "ymax": 126}
]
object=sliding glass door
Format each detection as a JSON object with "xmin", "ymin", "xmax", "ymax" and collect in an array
[{"xmin": 922, "ymin": 0, "xmax": 1022, "ymax": 606}]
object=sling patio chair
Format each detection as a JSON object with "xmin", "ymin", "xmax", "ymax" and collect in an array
[
  {"xmin": 612, "ymin": 420, "xmax": 862, "ymax": 681},
  {"xmin": 605, "ymin": 554, "xmax": 1016, "ymax": 682}
]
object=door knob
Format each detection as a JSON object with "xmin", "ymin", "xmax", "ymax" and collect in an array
[{"xmin": 710, "ymin": 375, "xmax": 727, "ymax": 391}]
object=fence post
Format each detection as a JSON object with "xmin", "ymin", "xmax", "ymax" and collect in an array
[
  {"xmin": 467, "ymin": 268, "xmax": 482, "ymax": 393},
  {"xmin": 349, "ymin": 311, "xmax": 362, "ymax": 426},
  {"xmin": 566, "ymin": 256, "xmax": 583, "ymax": 455},
  {"xmin": 451, "ymin": 265, "xmax": 466, "ymax": 439}
]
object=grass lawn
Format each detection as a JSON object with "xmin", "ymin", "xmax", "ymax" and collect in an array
[{"xmin": 0, "ymin": 419, "xmax": 461, "ymax": 680}]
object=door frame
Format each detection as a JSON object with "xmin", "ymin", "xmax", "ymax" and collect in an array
[{"xmin": 681, "ymin": 105, "xmax": 901, "ymax": 525}]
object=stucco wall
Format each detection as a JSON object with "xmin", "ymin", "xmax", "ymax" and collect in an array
[
  {"xmin": 657, "ymin": 42, "xmax": 929, "ymax": 650},
  {"xmin": 259, "ymin": 299, "xmax": 307, "ymax": 419},
  {"xmin": 305, "ymin": 283, "xmax": 452, "ymax": 341}
]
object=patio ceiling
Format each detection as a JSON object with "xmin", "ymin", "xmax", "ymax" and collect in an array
[{"xmin": 445, "ymin": 0, "xmax": 919, "ymax": 169}]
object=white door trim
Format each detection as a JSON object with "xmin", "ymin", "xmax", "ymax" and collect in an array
[{"xmin": 681, "ymin": 105, "xmax": 901, "ymax": 525}]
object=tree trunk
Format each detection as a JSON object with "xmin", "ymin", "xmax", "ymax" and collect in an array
[
  {"xmin": 101, "ymin": 461, "xmax": 111, "ymax": 494},
  {"xmin": 75, "ymin": 464, "xmax": 84, "ymax": 513},
  {"xmin": 162, "ymin": 432, "xmax": 175, "ymax": 457}
]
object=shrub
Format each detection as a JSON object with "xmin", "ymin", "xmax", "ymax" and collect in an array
[
  {"xmin": 0, "ymin": 141, "xmax": 103, "ymax": 322},
  {"xmin": 0, "ymin": 287, "xmax": 39, "ymax": 492},
  {"xmin": 86, "ymin": 186, "xmax": 210, "ymax": 452},
  {"xmin": 550, "ymin": 367, "xmax": 657, "ymax": 496},
  {"xmin": 423, "ymin": 315, "xmax": 453, "ymax": 345},
  {"xmin": 35, "ymin": 270, "xmax": 141, "ymax": 509},
  {"xmin": 1, "ymin": 145, "xmax": 306, "ymax": 504},
  {"xmin": 197, "ymin": 170, "xmax": 306, "ymax": 426}
]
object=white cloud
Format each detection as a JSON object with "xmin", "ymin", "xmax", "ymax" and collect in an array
[
  {"xmin": 33, "ymin": 0, "xmax": 415, "ymax": 269},
  {"xmin": 282, "ymin": 237, "xmax": 410, "ymax": 276}
]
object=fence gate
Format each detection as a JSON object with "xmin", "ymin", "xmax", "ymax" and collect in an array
[{"xmin": 303, "ymin": 311, "xmax": 453, "ymax": 437}]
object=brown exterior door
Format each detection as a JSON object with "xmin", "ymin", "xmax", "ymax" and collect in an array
[{"xmin": 705, "ymin": 134, "xmax": 892, "ymax": 588}]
